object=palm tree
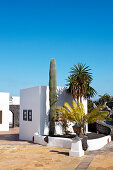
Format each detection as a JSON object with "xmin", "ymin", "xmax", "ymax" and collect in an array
[
  {"xmin": 55, "ymin": 100, "xmax": 110, "ymax": 136},
  {"xmin": 98, "ymin": 94, "xmax": 111, "ymax": 105},
  {"xmin": 86, "ymin": 85, "xmax": 97, "ymax": 99},
  {"xmin": 66, "ymin": 63, "xmax": 96, "ymax": 103}
]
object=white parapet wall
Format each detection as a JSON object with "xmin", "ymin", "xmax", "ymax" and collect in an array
[
  {"xmin": 0, "ymin": 92, "xmax": 9, "ymax": 131},
  {"xmin": 87, "ymin": 135, "xmax": 111, "ymax": 151},
  {"xmin": 9, "ymin": 96, "xmax": 20, "ymax": 105},
  {"xmin": 19, "ymin": 86, "xmax": 87, "ymax": 141},
  {"xmin": 34, "ymin": 132, "xmax": 47, "ymax": 146},
  {"xmin": 34, "ymin": 133, "xmax": 111, "ymax": 152},
  {"xmin": 48, "ymin": 136, "xmax": 72, "ymax": 149}
]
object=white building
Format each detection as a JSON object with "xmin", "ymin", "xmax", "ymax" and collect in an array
[
  {"xmin": 0, "ymin": 93, "xmax": 20, "ymax": 131},
  {"xmin": 9, "ymin": 96, "xmax": 20, "ymax": 105},
  {"xmin": 19, "ymin": 86, "xmax": 87, "ymax": 141},
  {"xmin": 0, "ymin": 92, "xmax": 9, "ymax": 131}
]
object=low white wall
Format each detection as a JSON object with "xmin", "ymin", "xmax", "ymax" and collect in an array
[
  {"xmin": 48, "ymin": 137, "xmax": 72, "ymax": 149},
  {"xmin": 34, "ymin": 134, "xmax": 111, "ymax": 151},
  {"xmin": 87, "ymin": 135, "xmax": 111, "ymax": 151},
  {"xmin": 34, "ymin": 133, "xmax": 47, "ymax": 146},
  {"xmin": 0, "ymin": 92, "xmax": 9, "ymax": 131}
]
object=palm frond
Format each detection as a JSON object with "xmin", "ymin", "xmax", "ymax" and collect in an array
[
  {"xmin": 64, "ymin": 102, "xmax": 73, "ymax": 113},
  {"xmin": 55, "ymin": 100, "xmax": 110, "ymax": 128}
]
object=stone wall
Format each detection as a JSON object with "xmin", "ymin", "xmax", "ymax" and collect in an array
[
  {"xmin": 9, "ymin": 105, "xmax": 20, "ymax": 127},
  {"xmin": 88, "ymin": 121, "xmax": 113, "ymax": 140}
]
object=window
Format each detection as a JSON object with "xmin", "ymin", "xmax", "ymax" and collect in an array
[
  {"xmin": 28, "ymin": 110, "xmax": 32, "ymax": 121},
  {"xmin": 0, "ymin": 111, "xmax": 2, "ymax": 124},
  {"xmin": 23, "ymin": 110, "xmax": 27, "ymax": 121}
]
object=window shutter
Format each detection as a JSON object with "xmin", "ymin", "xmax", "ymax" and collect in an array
[{"xmin": 0, "ymin": 111, "xmax": 2, "ymax": 124}]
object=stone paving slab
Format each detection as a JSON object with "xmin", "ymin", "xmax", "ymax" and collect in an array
[
  {"xmin": 0, "ymin": 128, "xmax": 81, "ymax": 170},
  {"xmin": 87, "ymin": 142, "xmax": 113, "ymax": 170},
  {"xmin": 75, "ymin": 155, "xmax": 94, "ymax": 170},
  {"xmin": 1, "ymin": 128, "xmax": 113, "ymax": 170},
  {"xmin": 75, "ymin": 140, "xmax": 113, "ymax": 170}
]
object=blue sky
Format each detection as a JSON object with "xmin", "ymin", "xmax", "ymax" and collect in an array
[{"xmin": 0, "ymin": 0, "xmax": 113, "ymax": 99}]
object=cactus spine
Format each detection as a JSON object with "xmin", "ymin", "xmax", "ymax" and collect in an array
[{"xmin": 49, "ymin": 58, "xmax": 57, "ymax": 136}]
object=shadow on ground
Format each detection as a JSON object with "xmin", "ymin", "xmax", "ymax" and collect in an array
[
  {"xmin": 50, "ymin": 150, "xmax": 69, "ymax": 156},
  {"xmin": 0, "ymin": 134, "xmax": 19, "ymax": 141}
]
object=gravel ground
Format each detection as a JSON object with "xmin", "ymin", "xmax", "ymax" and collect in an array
[{"xmin": 86, "ymin": 132, "xmax": 105, "ymax": 140}]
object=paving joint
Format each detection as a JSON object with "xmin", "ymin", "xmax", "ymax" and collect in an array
[{"xmin": 75, "ymin": 155, "xmax": 94, "ymax": 170}]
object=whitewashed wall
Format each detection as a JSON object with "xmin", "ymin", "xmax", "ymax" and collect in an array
[
  {"xmin": 57, "ymin": 87, "xmax": 87, "ymax": 114},
  {"xmin": 19, "ymin": 86, "xmax": 87, "ymax": 141},
  {"xmin": 8, "ymin": 111, "xmax": 13, "ymax": 125},
  {"xmin": 9, "ymin": 96, "xmax": 20, "ymax": 105},
  {"xmin": 20, "ymin": 87, "xmax": 44, "ymax": 141},
  {"xmin": 56, "ymin": 87, "xmax": 87, "ymax": 133},
  {"xmin": 0, "ymin": 92, "xmax": 9, "ymax": 131}
]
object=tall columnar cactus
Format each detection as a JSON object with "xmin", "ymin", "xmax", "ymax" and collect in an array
[{"xmin": 49, "ymin": 58, "xmax": 57, "ymax": 136}]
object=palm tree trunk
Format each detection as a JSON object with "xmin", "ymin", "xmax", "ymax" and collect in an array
[
  {"xmin": 80, "ymin": 96, "xmax": 82, "ymax": 103},
  {"xmin": 77, "ymin": 96, "xmax": 79, "ymax": 105}
]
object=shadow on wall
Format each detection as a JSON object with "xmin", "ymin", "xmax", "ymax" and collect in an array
[
  {"xmin": 57, "ymin": 87, "xmax": 73, "ymax": 107},
  {"xmin": 56, "ymin": 87, "xmax": 74, "ymax": 134},
  {"xmin": 40, "ymin": 87, "xmax": 73, "ymax": 135},
  {"xmin": 40, "ymin": 86, "xmax": 49, "ymax": 135}
]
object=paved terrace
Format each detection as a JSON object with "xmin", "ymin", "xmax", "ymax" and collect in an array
[{"xmin": 0, "ymin": 128, "xmax": 113, "ymax": 170}]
